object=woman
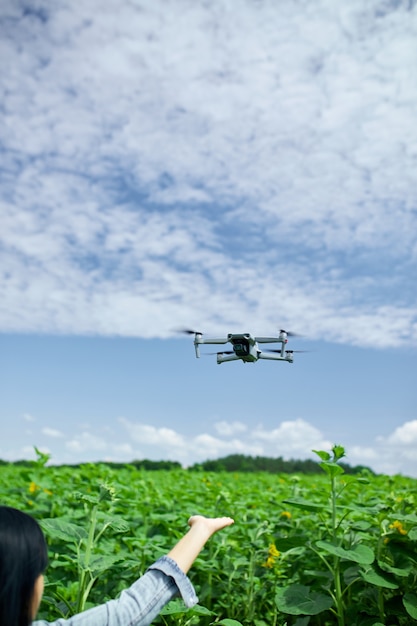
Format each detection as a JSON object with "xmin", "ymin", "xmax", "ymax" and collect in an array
[{"xmin": 0, "ymin": 505, "xmax": 234, "ymax": 626}]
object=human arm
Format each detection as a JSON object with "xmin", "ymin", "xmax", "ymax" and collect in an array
[
  {"xmin": 32, "ymin": 515, "xmax": 234, "ymax": 626},
  {"xmin": 167, "ymin": 515, "xmax": 234, "ymax": 574}
]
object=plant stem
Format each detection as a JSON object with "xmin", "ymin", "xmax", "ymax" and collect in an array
[
  {"xmin": 333, "ymin": 557, "xmax": 345, "ymax": 626},
  {"xmin": 246, "ymin": 549, "xmax": 256, "ymax": 623},
  {"xmin": 76, "ymin": 503, "xmax": 98, "ymax": 614},
  {"xmin": 330, "ymin": 475, "xmax": 345, "ymax": 626},
  {"xmin": 377, "ymin": 587, "xmax": 385, "ymax": 623}
]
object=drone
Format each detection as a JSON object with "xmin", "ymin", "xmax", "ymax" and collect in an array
[{"xmin": 180, "ymin": 329, "xmax": 305, "ymax": 365}]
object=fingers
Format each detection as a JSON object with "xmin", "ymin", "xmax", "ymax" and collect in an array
[
  {"xmin": 187, "ymin": 515, "xmax": 235, "ymax": 532},
  {"xmin": 216, "ymin": 516, "xmax": 235, "ymax": 528}
]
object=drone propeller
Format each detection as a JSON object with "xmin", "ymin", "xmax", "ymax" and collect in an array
[
  {"xmin": 177, "ymin": 328, "xmax": 203, "ymax": 336},
  {"xmin": 265, "ymin": 349, "xmax": 309, "ymax": 354},
  {"xmin": 286, "ymin": 350, "xmax": 310, "ymax": 353},
  {"xmin": 280, "ymin": 329, "xmax": 301, "ymax": 337}
]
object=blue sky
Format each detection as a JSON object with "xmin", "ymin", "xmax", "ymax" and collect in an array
[{"xmin": 1, "ymin": 0, "xmax": 416, "ymax": 476}]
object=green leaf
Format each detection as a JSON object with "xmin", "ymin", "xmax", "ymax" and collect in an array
[
  {"xmin": 378, "ymin": 560, "xmax": 412, "ymax": 577},
  {"xmin": 282, "ymin": 498, "xmax": 324, "ymax": 512},
  {"xmin": 274, "ymin": 536, "xmax": 308, "ymax": 551},
  {"xmin": 350, "ymin": 520, "xmax": 372, "ymax": 531},
  {"xmin": 214, "ymin": 620, "xmax": 245, "ymax": 626},
  {"xmin": 360, "ymin": 566, "xmax": 399, "ymax": 589},
  {"xmin": 88, "ymin": 554, "xmax": 125, "ymax": 574},
  {"xmin": 98, "ymin": 483, "xmax": 116, "ymax": 502},
  {"xmin": 275, "ymin": 584, "xmax": 333, "ymax": 615},
  {"xmin": 34, "ymin": 446, "xmax": 51, "ymax": 467},
  {"xmin": 159, "ymin": 599, "xmax": 190, "ymax": 615},
  {"xmin": 40, "ymin": 518, "xmax": 87, "ymax": 542},
  {"xmin": 319, "ymin": 461, "xmax": 345, "ymax": 478},
  {"xmin": 403, "ymin": 593, "xmax": 417, "ymax": 619},
  {"xmin": 293, "ymin": 618, "xmax": 311, "ymax": 626},
  {"xmin": 332, "ymin": 444, "xmax": 346, "ymax": 461},
  {"xmin": 408, "ymin": 527, "xmax": 417, "ymax": 541},
  {"xmin": 99, "ymin": 515, "xmax": 130, "ymax": 533},
  {"xmin": 160, "ymin": 599, "xmax": 213, "ymax": 616},
  {"xmin": 74, "ymin": 492, "xmax": 99, "ymax": 505},
  {"xmin": 315, "ymin": 541, "xmax": 374, "ymax": 565},
  {"xmin": 312, "ymin": 449, "xmax": 331, "ymax": 461}
]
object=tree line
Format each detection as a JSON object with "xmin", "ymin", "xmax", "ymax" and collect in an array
[
  {"xmin": 188, "ymin": 454, "xmax": 372, "ymax": 474},
  {"xmin": 0, "ymin": 454, "xmax": 373, "ymax": 474}
]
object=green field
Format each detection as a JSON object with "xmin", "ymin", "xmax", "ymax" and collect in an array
[{"xmin": 1, "ymin": 447, "xmax": 417, "ymax": 625}]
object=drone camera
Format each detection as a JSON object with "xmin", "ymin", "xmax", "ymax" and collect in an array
[
  {"xmin": 230, "ymin": 335, "xmax": 250, "ymax": 357},
  {"xmin": 233, "ymin": 343, "xmax": 249, "ymax": 356}
]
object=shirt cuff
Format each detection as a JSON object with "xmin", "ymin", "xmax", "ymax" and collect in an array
[{"xmin": 147, "ymin": 556, "xmax": 199, "ymax": 608}]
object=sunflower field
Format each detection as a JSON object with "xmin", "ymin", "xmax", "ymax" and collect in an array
[{"xmin": 1, "ymin": 445, "xmax": 417, "ymax": 625}]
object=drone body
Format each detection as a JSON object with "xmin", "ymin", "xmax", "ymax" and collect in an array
[{"xmin": 184, "ymin": 329, "xmax": 301, "ymax": 365}]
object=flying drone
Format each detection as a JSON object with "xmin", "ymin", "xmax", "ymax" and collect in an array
[{"xmin": 181, "ymin": 329, "xmax": 305, "ymax": 365}]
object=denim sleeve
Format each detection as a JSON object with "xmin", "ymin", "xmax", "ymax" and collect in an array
[{"xmin": 32, "ymin": 556, "xmax": 199, "ymax": 626}]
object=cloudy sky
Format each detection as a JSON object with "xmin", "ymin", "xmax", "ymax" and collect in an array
[{"xmin": 1, "ymin": 0, "xmax": 416, "ymax": 476}]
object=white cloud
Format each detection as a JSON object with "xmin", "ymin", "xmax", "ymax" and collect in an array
[
  {"xmin": 193, "ymin": 433, "xmax": 263, "ymax": 459},
  {"xmin": 0, "ymin": 0, "xmax": 416, "ymax": 347},
  {"xmin": 23, "ymin": 413, "xmax": 36, "ymax": 422},
  {"xmin": 2, "ymin": 414, "xmax": 417, "ymax": 476},
  {"xmin": 42, "ymin": 427, "xmax": 64, "ymax": 438},
  {"xmin": 381, "ymin": 420, "xmax": 417, "ymax": 445},
  {"xmin": 253, "ymin": 419, "xmax": 333, "ymax": 458},
  {"xmin": 214, "ymin": 421, "xmax": 247, "ymax": 436},
  {"xmin": 347, "ymin": 445, "xmax": 379, "ymax": 461},
  {"xmin": 113, "ymin": 416, "xmax": 417, "ymax": 477},
  {"xmin": 347, "ymin": 422, "xmax": 417, "ymax": 477},
  {"xmin": 66, "ymin": 432, "xmax": 108, "ymax": 453},
  {"xmin": 3, "ymin": 445, "xmax": 51, "ymax": 461},
  {"xmin": 117, "ymin": 416, "xmax": 333, "ymax": 466},
  {"xmin": 118, "ymin": 418, "xmax": 186, "ymax": 449},
  {"xmin": 113, "ymin": 443, "xmax": 134, "ymax": 456}
]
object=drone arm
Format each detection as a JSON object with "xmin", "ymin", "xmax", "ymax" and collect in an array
[
  {"xmin": 254, "ymin": 337, "xmax": 284, "ymax": 344},
  {"xmin": 193, "ymin": 335, "xmax": 229, "ymax": 358},
  {"xmin": 258, "ymin": 352, "xmax": 293, "ymax": 363},
  {"xmin": 217, "ymin": 353, "xmax": 241, "ymax": 364},
  {"xmin": 199, "ymin": 337, "xmax": 230, "ymax": 344}
]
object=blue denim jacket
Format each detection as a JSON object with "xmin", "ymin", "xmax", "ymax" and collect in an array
[{"xmin": 33, "ymin": 556, "xmax": 198, "ymax": 626}]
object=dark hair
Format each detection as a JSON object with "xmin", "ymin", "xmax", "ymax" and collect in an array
[{"xmin": 0, "ymin": 506, "xmax": 48, "ymax": 626}]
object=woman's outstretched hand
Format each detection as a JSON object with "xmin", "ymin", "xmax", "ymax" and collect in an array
[
  {"xmin": 167, "ymin": 515, "xmax": 235, "ymax": 574},
  {"xmin": 187, "ymin": 515, "xmax": 235, "ymax": 535}
]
